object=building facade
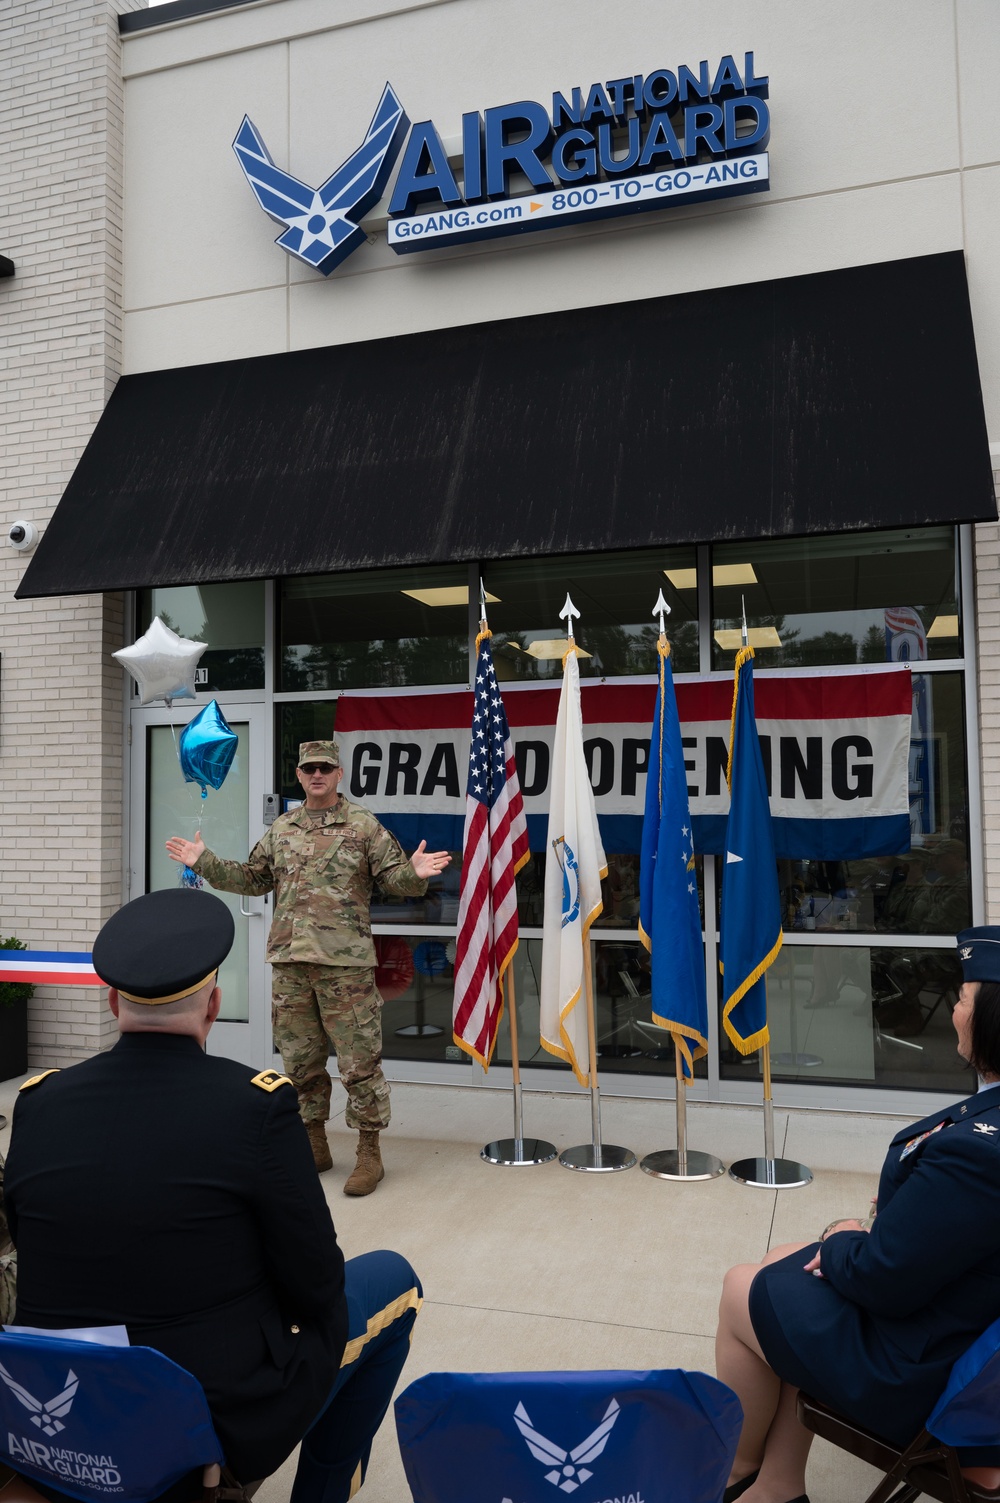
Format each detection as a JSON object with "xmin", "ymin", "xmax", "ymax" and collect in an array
[{"xmin": 4, "ymin": 0, "xmax": 1000, "ymax": 1116}]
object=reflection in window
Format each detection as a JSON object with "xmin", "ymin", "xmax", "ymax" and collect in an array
[
  {"xmin": 488, "ymin": 939, "xmax": 706, "ymax": 1079},
  {"xmin": 484, "ymin": 547, "xmax": 699, "ymax": 681},
  {"xmin": 278, "ymin": 565, "xmax": 470, "ymax": 691},
  {"xmin": 775, "ymin": 672, "xmax": 970, "ymax": 938},
  {"xmin": 517, "ymin": 848, "xmax": 702, "ymax": 930},
  {"xmin": 710, "ymin": 527, "xmax": 960, "ymax": 670},
  {"xmin": 276, "ymin": 703, "xmax": 338, "ymax": 802},
  {"xmin": 718, "ymin": 943, "xmax": 967, "ymax": 1093},
  {"xmin": 138, "ymin": 582, "xmax": 265, "ymax": 691}
]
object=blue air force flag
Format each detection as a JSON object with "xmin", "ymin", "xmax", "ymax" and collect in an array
[
  {"xmin": 719, "ymin": 647, "xmax": 782, "ymax": 1054},
  {"xmin": 539, "ymin": 647, "xmax": 608, "ymax": 1085},
  {"xmin": 639, "ymin": 638, "xmax": 708, "ymax": 1081}
]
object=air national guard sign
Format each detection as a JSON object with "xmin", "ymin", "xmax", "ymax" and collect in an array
[{"xmin": 234, "ymin": 53, "xmax": 770, "ymax": 272}]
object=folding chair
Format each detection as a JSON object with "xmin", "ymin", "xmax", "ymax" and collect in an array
[
  {"xmin": 395, "ymin": 1368, "xmax": 742, "ymax": 1503},
  {"xmin": 0, "ymin": 1330, "xmax": 260, "ymax": 1503},
  {"xmin": 797, "ymin": 1315, "xmax": 1000, "ymax": 1503}
]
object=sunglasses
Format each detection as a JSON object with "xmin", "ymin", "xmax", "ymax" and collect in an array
[{"xmin": 300, "ymin": 763, "xmax": 338, "ymax": 775}]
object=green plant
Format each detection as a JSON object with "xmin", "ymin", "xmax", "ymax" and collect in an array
[{"xmin": 0, "ymin": 937, "xmax": 33, "ymax": 1008}]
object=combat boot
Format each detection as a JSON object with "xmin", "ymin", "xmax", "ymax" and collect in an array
[
  {"xmin": 305, "ymin": 1120, "xmax": 333, "ymax": 1173},
  {"xmin": 343, "ymin": 1129, "xmax": 384, "ymax": 1196}
]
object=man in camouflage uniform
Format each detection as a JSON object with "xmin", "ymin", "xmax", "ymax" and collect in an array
[{"xmin": 166, "ymin": 740, "xmax": 450, "ymax": 1195}]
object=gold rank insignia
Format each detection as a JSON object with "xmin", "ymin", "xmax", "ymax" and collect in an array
[
  {"xmin": 19, "ymin": 1069, "xmax": 60, "ymax": 1091},
  {"xmin": 250, "ymin": 1070, "xmax": 293, "ymax": 1093}
]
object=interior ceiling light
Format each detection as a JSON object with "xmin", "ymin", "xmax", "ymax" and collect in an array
[
  {"xmin": 401, "ymin": 586, "xmax": 501, "ymax": 607},
  {"xmin": 663, "ymin": 564, "xmax": 759, "ymax": 590},
  {"xmin": 927, "ymin": 615, "xmax": 959, "ymax": 638},
  {"xmin": 713, "ymin": 627, "xmax": 782, "ymax": 650},
  {"xmin": 712, "ymin": 563, "xmax": 759, "ymax": 587},
  {"xmin": 663, "ymin": 568, "xmax": 697, "ymax": 590}
]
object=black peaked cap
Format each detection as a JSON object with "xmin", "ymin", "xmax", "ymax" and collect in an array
[{"xmin": 93, "ymin": 888, "xmax": 235, "ymax": 1002}]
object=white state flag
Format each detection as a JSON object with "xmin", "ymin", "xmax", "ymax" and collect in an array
[{"xmin": 539, "ymin": 647, "xmax": 608, "ymax": 1085}]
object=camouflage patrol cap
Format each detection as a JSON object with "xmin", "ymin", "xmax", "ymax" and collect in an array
[{"xmin": 298, "ymin": 740, "xmax": 340, "ymax": 768}]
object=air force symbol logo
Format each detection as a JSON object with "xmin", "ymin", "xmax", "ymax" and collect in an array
[
  {"xmin": 233, "ymin": 83, "xmax": 409, "ymax": 274},
  {"xmin": 0, "ymin": 1362, "xmax": 78, "ymax": 1436},
  {"xmin": 514, "ymin": 1396, "xmax": 620, "ymax": 1492}
]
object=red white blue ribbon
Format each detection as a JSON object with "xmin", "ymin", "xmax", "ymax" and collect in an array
[{"xmin": 0, "ymin": 951, "xmax": 102, "ymax": 987}]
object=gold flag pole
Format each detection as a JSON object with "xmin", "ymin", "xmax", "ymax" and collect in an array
[
  {"xmin": 557, "ymin": 596, "xmax": 635, "ymax": 1174},
  {"xmin": 728, "ymin": 599, "xmax": 811, "ymax": 1190},
  {"xmin": 478, "ymin": 579, "xmax": 557, "ymax": 1168}
]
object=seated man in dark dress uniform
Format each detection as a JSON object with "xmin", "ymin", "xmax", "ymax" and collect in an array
[{"xmin": 4, "ymin": 888, "xmax": 421, "ymax": 1502}]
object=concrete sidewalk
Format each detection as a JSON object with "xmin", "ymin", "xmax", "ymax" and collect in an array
[{"xmin": 0, "ymin": 1076, "xmax": 922, "ymax": 1502}]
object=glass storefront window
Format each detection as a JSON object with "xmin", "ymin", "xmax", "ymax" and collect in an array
[
  {"xmin": 278, "ymin": 564, "xmax": 471, "ymax": 691},
  {"xmin": 276, "ymin": 702, "xmax": 338, "ymax": 799},
  {"xmin": 710, "ymin": 527, "xmax": 960, "ymax": 670},
  {"xmin": 719, "ymin": 942, "xmax": 967, "ymax": 1095},
  {"xmin": 519, "ymin": 847, "xmax": 702, "ymax": 931},
  {"xmin": 489, "ymin": 939, "xmax": 706, "ymax": 1079},
  {"xmin": 133, "ymin": 522, "xmax": 979, "ymax": 1103},
  {"xmin": 275, "ymin": 701, "xmax": 461, "ymax": 924},
  {"xmin": 376, "ymin": 933, "xmax": 706, "ymax": 1080},
  {"xmin": 146, "ymin": 723, "xmax": 250, "ymax": 1022},
  {"xmin": 138, "ymin": 582, "xmax": 265, "ymax": 691},
  {"xmin": 777, "ymin": 672, "xmax": 971, "ymax": 938},
  {"xmin": 484, "ymin": 547, "xmax": 699, "ymax": 681}
]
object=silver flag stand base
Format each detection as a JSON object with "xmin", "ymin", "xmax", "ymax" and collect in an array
[
  {"xmin": 558, "ymin": 1082, "xmax": 635, "ymax": 1172},
  {"xmin": 560, "ymin": 1142, "xmax": 636, "ymax": 1172},
  {"xmin": 729, "ymin": 1156, "xmax": 813, "ymax": 1188},
  {"xmin": 481, "ymin": 1081, "xmax": 557, "ymax": 1166},
  {"xmin": 641, "ymin": 1062, "xmax": 725, "ymax": 1181},
  {"xmin": 482, "ymin": 1136, "xmax": 558, "ymax": 1166},
  {"xmin": 641, "ymin": 1148, "xmax": 725, "ymax": 1181}
]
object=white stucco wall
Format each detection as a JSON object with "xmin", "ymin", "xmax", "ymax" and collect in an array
[{"xmin": 118, "ymin": 0, "xmax": 1000, "ymax": 441}]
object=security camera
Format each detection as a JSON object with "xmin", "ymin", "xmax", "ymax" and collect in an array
[{"xmin": 7, "ymin": 521, "xmax": 37, "ymax": 551}]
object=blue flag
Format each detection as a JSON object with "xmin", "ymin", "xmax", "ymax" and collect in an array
[
  {"xmin": 719, "ymin": 646, "xmax": 782, "ymax": 1054},
  {"xmin": 639, "ymin": 638, "xmax": 708, "ymax": 1082}
]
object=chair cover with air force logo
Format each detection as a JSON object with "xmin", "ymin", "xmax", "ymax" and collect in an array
[
  {"xmin": 395, "ymin": 1369, "xmax": 742, "ymax": 1503},
  {"xmin": 0, "ymin": 1331, "xmax": 223, "ymax": 1501}
]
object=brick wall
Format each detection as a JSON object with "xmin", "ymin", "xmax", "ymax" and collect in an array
[
  {"xmin": 0, "ymin": 0, "xmax": 144, "ymax": 1065},
  {"xmin": 977, "ymin": 475, "xmax": 1000, "ymax": 928}
]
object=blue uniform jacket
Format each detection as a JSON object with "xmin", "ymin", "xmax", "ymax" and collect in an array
[{"xmin": 751, "ymin": 1080, "xmax": 1000, "ymax": 1448}]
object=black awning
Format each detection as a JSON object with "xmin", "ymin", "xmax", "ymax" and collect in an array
[{"xmin": 17, "ymin": 250, "xmax": 996, "ymax": 599}]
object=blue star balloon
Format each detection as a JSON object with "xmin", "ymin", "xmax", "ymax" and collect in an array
[{"xmin": 179, "ymin": 700, "xmax": 239, "ymax": 799}]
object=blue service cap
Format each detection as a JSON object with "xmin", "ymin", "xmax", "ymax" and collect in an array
[
  {"xmin": 94, "ymin": 888, "xmax": 234, "ymax": 1004},
  {"xmin": 956, "ymin": 927, "xmax": 1000, "ymax": 985}
]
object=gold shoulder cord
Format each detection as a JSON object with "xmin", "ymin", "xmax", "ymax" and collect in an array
[{"xmin": 19, "ymin": 1069, "xmax": 61, "ymax": 1092}]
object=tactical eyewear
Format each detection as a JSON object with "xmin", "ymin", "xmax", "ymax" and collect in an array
[{"xmin": 301, "ymin": 763, "xmax": 337, "ymax": 775}]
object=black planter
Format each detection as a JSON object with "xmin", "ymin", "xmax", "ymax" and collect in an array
[{"xmin": 0, "ymin": 1002, "xmax": 28, "ymax": 1081}]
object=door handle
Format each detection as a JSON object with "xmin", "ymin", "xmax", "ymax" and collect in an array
[{"xmin": 239, "ymin": 898, "xmax": 262, "ymax": 918}]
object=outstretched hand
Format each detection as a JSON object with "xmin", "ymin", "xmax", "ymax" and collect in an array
[
  {"xmin": 166, "ymin": 831, "xmax": 206, "ymax": 867},
  {"xmin": 410, "ymin": 840, "xmax": 452, "ymax": 880}
]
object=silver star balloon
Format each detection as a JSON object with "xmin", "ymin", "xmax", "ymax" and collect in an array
[{"xmin": 113, "ymin": 616, "xmax": 207, "ymax": 706}]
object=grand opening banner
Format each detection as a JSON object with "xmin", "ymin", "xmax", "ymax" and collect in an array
[{"xmin": 335, "ymin": 664, "xmax": 912, "ymax": 860}]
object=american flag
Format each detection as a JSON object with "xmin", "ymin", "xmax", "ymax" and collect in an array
[{"xmin": 452, "ymin": 634, "xmax": 529, "ymax": 1069}]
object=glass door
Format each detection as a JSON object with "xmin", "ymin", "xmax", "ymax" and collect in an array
[{"xmin": 128, "ymin": 702, "xmax": 272, "ymax": 1068}]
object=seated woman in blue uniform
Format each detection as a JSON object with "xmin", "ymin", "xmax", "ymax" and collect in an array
[{"xmin": 715, "ymin": 925, "xmax": 1000, "ymax": 1503}]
